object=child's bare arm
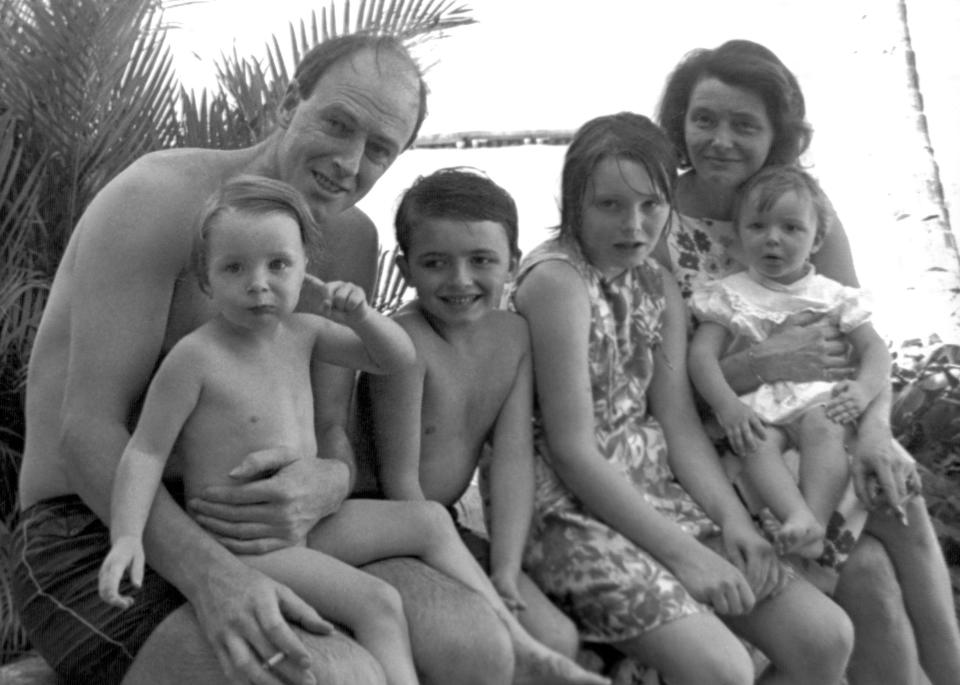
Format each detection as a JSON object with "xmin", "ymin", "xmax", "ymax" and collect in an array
[
  {"xmin": 487, "ymin": 338, "xmax": 535, "ymax": 610},
  {"xmin": 368, "ymin": 348, "xmax": 429, "ymax": 501},
  {"xmin": 99, "ymin": 345, "xmax": 202, "ymax": 607},
  {"xmin": 689, "ymin": 322, "xmax": 766, "ymax": 455},
  {"xmin": 307, "ymin": 277, "xmax": 415, "ymax": 374},
  {"xmin": 824, "ymin": 323, "xmax": 892, "ymax": 424}
]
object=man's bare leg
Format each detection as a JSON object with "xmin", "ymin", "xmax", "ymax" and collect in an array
[
  {"xmin": 123, "ymin": 603, "xmax": 385, "ymax": 685},
  {"xmin": 364, "ymin": 557, "xmax": 515, "ymax": 685}
]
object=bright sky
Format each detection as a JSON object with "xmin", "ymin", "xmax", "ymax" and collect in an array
[{"xmin": 163, "ymin": 0, "xmax": 860, "ymax": 136}]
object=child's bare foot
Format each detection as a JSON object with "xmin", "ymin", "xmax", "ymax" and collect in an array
[
  {"xmin": 499, "ymin": 611, "xmax": 610, "ymax": 685},
  {"xmin": 775, "ymin": 511, "xmax": 825, "ymax": 559}
]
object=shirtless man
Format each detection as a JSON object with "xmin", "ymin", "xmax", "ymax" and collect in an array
[{"xmin": 11, "ymin": 35, "xmax": 514, "ymax": 685}]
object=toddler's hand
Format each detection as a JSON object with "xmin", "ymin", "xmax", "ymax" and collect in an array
[
  {"xmin": 310, "ymin": 277, "xmax": 369, "ymax": 327},
  {"xmin": 98, "ymin": 535, "xmax": 144, "ymax": 609},
  {"xmin": 824, "ymin": 380, "xmax": 868, "ymax": 424},
  {"xmin": 491, "ymin": 571, "xmax": 527, "ymax": 613},
  {"xmin": 716, "ymin": 402, "xmax": 766, "ymax": 456}
]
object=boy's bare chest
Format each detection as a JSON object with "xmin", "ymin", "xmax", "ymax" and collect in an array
[{"xmin": 421, "ymin": 347, "xmax": 516, "ymax": 435}]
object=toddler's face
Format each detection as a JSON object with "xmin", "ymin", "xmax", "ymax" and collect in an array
[
  {"xmin": 577, "ymin": 156, "xmax": 670, "ymax": 280},
  {"xmin": 737, "ymin": 188, "xmax": 820, "ymax": 284},
  {"xmin": 206, "ymin": 209, "xmax": 307, "ymax": 330},
  {"xmin": 398, "ymin": 217, "xmax": 515, "ymax": 328}
]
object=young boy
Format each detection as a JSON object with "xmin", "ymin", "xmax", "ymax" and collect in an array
[
  {"xmin": 363, "ymin": 167, "xmax": 585, "ymax": 665},
  {"xmin": 98, "ymin": 175, "xmax": 606, "ymax": 685}
]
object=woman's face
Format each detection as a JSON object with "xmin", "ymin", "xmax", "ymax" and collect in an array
[
  {"xmin": 684, "ymin": 77, "xmax": 774, "ymax": 190},
  {"xmin": 577, "ymin": 156, "xmax": 670, "ymax": 279}
]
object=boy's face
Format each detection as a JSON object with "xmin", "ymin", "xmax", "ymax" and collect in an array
[
  {"xmin": 398, "ymin": 217, "xmax": 516, "ymax": 328},
  {"xmin": 737, "ymin": 188, "xmax": 821, "ymax": 285},
  {"xmin": 206, "ymin": 209, "xmax": 307, "ymax": 330}
]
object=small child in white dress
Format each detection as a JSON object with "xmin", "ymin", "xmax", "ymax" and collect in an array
[{"xmin": 688, "ymin": 166, "xmax": 892, "ymax": 558}]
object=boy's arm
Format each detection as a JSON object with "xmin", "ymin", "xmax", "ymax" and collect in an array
[
  {"xmin": 487, "ymin": 337, "xmax": 535, "ymax": 587},
  {"xmin": 368, "ymin": 349, "xmax": 429, "ymax": 501}
]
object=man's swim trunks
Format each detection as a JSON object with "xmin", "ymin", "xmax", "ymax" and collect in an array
[{"xmin": 10, "ymin": 495, "xmax": 186, "ymax": 684}]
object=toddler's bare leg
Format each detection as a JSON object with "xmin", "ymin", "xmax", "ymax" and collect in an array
[
  {"xmin": 796, "ymin": 407, "xmax": 850, "ymax": 526},
  {"xmin": 740, "ymin": 426, "xmax": 823, "ymax": 557},
  {"xmin": 311, "ymin": 499, "xmax": 609, "ymax": 685},
  {"xmin": 242, "ymin": 547, "xmax": 418, "ymax": 685}
]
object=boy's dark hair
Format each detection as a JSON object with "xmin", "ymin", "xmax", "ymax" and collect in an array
[
  {"xmin": 394, "ymin": 167, "xmax": 520, "ymax": 259},
  {"xmin": 292, "ymin": 34, "xmax": 428, "ymax": 150},
  {"xmin": 657, "ymin": 39, "xmax": 812, "ymax": 169},
  {"xmin": 192, "ymin": 175, "xmax": 319, "ymax": 293},
  {"xmin": 732, "ymin": 165, "xmax": 831, "ymax": 241},
  {"xmin": 560, "ymin": 112, "xmax": 677, "ymax": 240}
]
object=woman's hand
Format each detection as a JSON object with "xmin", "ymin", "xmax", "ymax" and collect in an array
[
  {"xmin": 720, "ymin": 520, "xmax": 786, "ymax": 602},
  {"xmin": 851, "ymin": 420, "xmax": 920, "ymax": 521},
  {"xmin": 674, "ymin": 544, "xmax": 756, "ymax": 616},
  {"xmin": 189, "ymin": 448, "xmax": 350, "ymax": 554},
  {"xmin": 755, "ymin": 312, "xmax": 853, "ymax": 384}
]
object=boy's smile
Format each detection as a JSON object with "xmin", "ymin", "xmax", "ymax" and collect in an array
[{"xmin": 398, "ymin": 217, "xmax": 516, "ymax": 329}]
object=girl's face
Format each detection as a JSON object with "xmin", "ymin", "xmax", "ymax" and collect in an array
[
  {"xmin": 206, "ymin": 210, "xmax": 307, "ymax": 330},
  {"xmin": 577, "ymin": 156, "xmax": 670, "ymax": 279},
  {"xmin": 685, "ymin": 77, "xmax": 774, "ymax": 190},
  {"xmin": 737, "ymin": 188, "xmax": 821, "ymax": 285}
]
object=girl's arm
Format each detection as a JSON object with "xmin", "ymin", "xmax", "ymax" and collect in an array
[
  {"xmin": 689, "ymin": 321, "xmax": 766, "ymax": 455},
  {"xmin": 515, "ymin": 262, "xmax": 756, "ymax": 614},
  {"xmin": 487, "ymin": 334, "xmax": 535, "ymax": 605},
  {"xmin": 368, "ymin": 342, "xmax": 429, "ymax": 501}
]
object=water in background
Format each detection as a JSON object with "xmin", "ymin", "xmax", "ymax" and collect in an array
[{"xmin": 358, "ymin": 145, "xmax": 566, "ymax": 258}]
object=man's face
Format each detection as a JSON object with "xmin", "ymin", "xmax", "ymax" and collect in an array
[{"xmin": 276, "ymin": 48, "xmax": 420, "ymax": 224}]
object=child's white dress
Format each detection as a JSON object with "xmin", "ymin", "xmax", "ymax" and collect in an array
[{"xmin": 689, "ymin": 267, "xmax": 872, "ymax": 425}]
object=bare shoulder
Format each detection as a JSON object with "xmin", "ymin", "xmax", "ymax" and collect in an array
[{"xmin": 483, "ymin": 309, "xmax": 530, "ymax": 349}]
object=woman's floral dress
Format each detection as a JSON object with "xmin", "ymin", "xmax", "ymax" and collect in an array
[{"xmin": 507, "ymin": 237, "xmax": 720, "ymax": 642}]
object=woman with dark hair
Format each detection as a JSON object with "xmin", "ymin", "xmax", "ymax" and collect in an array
[{"xmin": 655, "ymin": 38, "xmax": 960, "ymax": 685}]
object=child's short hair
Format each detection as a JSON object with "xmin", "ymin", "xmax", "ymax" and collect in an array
[
  {"xmin": 733, "ymin": 165, "xmax": 831, "ymax": 241},
  {"xmin": 394, "ymin": 167, "xmax": 520, "ymax": 260},
  {"xmin": 192, "ymin": 175, "xmax": 319, "ymax": 293}
]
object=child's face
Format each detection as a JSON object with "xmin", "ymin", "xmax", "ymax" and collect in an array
[
  {"xmin": 578, "ymin": 156, "xmax": 670, "ymax": 279},
  {"xmin": 737, "ymin": 188, "xmax": 821, "ymax": 284},
  {"xmin": 398, "ymin": 217, "xmax": 515, "ymax": 327},
  {"xmin": 206, "ymin": 209, "xmax": 307, "ymax": 329}
]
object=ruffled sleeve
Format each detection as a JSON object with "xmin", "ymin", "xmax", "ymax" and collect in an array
[{"xmin": 835, "ymin": 286, "xmax": 873, "ymax": 333}]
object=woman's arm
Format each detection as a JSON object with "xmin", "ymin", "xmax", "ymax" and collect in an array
[{"xmin": 515, "ymin": 262, "xmax": 756, "ymax": 614}]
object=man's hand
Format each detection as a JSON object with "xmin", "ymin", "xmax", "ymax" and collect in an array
[
  {"xmin": 850, "ymin": 422, "xmax": 920, "ymax": 523},
  {"xmin": 189, "ymin": 447, "xmax": 350, "ymax": 554},
  {"xmin": 193, "ymin": 558, "xmax": 333, "ymax": 685}
]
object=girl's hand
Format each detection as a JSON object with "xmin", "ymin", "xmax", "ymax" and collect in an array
[
  {"xmin": 716, "ymin": 402, "xmax": 766, "ymax": 456},
  {"xmin": 98, "ymin": 535, "xmax": 145, "ymax": 609},
  {"xmin": 824, "ymin": 380, "xmax": 869, "ymax": 423},
  {"xmin": 720, "ymin": 521, "xmax": 785, "ymax": 602},
  {"xmin": 305, "ymin": 275, "xmax": 369, "ymax": 327},
  {"xmin": 674, "ymin": 545, "xmax": 756, "ymax": 616},
  {"xmin": 759, "ymin": 312, "xmax": 853, "ymax": 383},
  {"xmin": 490, "ymin": 570, "xmax": 527, "ymax": 613}
]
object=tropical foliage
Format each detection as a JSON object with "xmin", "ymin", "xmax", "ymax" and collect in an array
[{"xmin": 0, "ymin": 0, "xmax": 471, "ymax": 664}]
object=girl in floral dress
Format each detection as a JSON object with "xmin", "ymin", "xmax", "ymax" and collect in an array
[{"xmin": 508, "ymin": 111, "xmax": 852, "ymax": 685}]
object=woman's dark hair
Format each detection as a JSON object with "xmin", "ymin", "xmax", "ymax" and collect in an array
[
  {"xmin": 560, "ymin": 112, "xmax": 677, "ymax": 240},
  {"xmin": 657, "ymin": 39, "xmax": 812, "ymax": 169},
  {"xmin": 395, "ymin": 167, "xmax": 520, "ymax": 260},
  {"xmin": 192, "ymin": 175, "xmax": 318, "ymax": 293}
]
